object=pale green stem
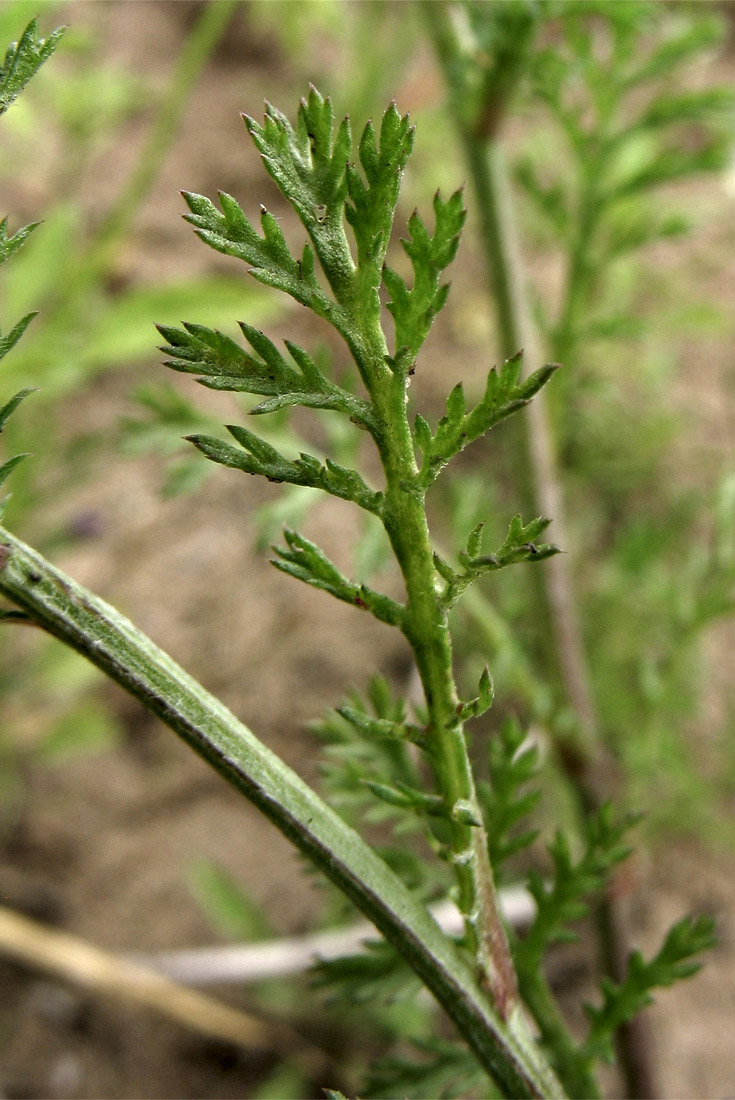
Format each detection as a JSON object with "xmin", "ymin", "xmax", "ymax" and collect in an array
[
  {"xmin": 516, "ymin": 960, "xmax": 601, "ymax": 1100},
  {"xmin": 480, "ymin": 135, "xmax": 658, "ymax": 1100},
  {"xmin": 424, "ymin": 7, "xmax": 657, "ymax": 1095},
  {"xmin": 0, "ymin": 526, "xmax": 566, "ymax": 1099},
  {"xmin": 476, "ymin": 141, "xmax": 600, "ymax": 745},
  {"xmin": 362, "ymin": 326, "xmax": 519, "ymax": 1018},
  {"xmin": 423, "ymin": 0, "xmax": 599, "ymax": 748}
]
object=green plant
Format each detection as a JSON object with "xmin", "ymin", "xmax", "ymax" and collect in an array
[
  {"xmin": 426, "ymin": 0, "xmax": 735, "ymax": 818},
  {"xmin": 0, "ymin": 12, "xmax": 64, "ymax": 492},
  {"xmin": 0, "ymin": 54, "xmax": 718, "ymax": 1097},
  {"xmin": 423, "ymin": 6, "xmax": 733, "ymax": 1091},
  {"xmin": 0, "ymin": 0, "xmax": 267, "ymax": 799}
]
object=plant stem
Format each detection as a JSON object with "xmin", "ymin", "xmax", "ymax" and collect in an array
[
  {"xmin": 516, "ymin": 960, "xmax": 601, "ymax": 1100},
  {"xmin": 358, "ymin": 290, "xmax": 519, "ymax": 1018},
  {"xmin": 425, "ymin": 8, "xmax": 658, "ymax": 1095},
  {"xmin": 0, "ymin": 526, "xmax": 566, "ymax": 1099},
  {"xmin": 475, "ymin": 140, "xmax": 600, "ymax": 745},
  {"xmin": 480, "ymin": 131, "xmax": 659, "ymax": 1100}
]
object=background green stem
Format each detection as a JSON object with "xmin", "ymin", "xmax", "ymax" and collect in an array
[
  {"xmin": 424, "ymin": 6, "xmax": 657, "ymax": 1095},
  {"xmin": 470, "ymin": 83, "xmax": 658, "ymax": 1100}
]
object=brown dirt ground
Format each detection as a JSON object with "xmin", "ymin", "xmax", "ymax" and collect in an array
[{"xmin": 1, "ymin": 3, "xmax": 734, "ymax": 1098}]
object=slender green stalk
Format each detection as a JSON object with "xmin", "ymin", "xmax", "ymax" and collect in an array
[
  {"xmin": 475, "ymin": 140, "xmax": 600, "ymax": 748},
  {"xmin": 0, "ymin": 526, "xmax": 566, "ymax": 1099},
  {"xmin": 424, "ymin": 7, "xmax": 657, "ymax": 1095},
  {"xmin": 469, "ymin": 140, "xmax": 656, "ymax": 1099},
  {"xmin": 552, "ymin": 185, "xmax": 601, "ymax": 375},
  {"xmin": 344, "ymin": 288, "xmax": 519, "ymax": 1013},
  {"xmin": 368, "ymin": 346, "xmax": 519, "ymax": 1017},
  {"xmin": 517, "ymin": 963, "xmax": 601, "ymax": 1100}
]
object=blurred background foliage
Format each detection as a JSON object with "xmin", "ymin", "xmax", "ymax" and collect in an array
[
  {"xmin": 0, "ymin": 0, "xmax": 733, "ymax": 866},
  {"xmin": 0, "ymin": 2, "xmax": 734, "ymax": 1094}
]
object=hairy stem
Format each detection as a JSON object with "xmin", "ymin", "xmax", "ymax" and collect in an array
[
  {"xmin": 0, "ymin": 526, "xmax": 565, "ymax": 1098},
  {"xmin": 361, "ymin": 319, "xmax": 518, "ymax": 1017}
]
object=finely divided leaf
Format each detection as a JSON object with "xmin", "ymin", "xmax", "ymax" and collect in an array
[
  {"xmin": 0, "ymin": 388, "xmax": 36, "ymax": 515},
  {"xmin": 362, "ymin": 779, "xmax": 446, "ymax": 818},
  {"xmin": 415, "ymin": 353, "xmax": 559, "ymax": 488},
  {"xmin": 315, "ymin": 677, "xmax": 430, "ymax": 837},
  {"xmin": 514, "ymin": 160, "xmax": 570, "ymax": 239},
  {"xmin": 246, "ymin": 88, "xmax": 351, "ymax": 228},
  {"xmin": 527, "ymin": 3, "xmax": 734, "ymax": 371},
  {"xmin": 181, "ymin": 190, "xmax": 304, "ymax": 300},
  {"xmin": 609, "ymin": 139, "xmax": 731, "ymax": 201},
  {"xmin": 366, "ymin": 1036, "xmax": 488, "ymax": 1100},
  {"xmin": 0, "ymin": 387, "xmax": 36, "ymax": 432},
  {"xmin": 0, "ymin": 312, "xmax": 38, "ymax": 363},
  {"xmin": 0, "ymin": 218, "xmax": 39, "ymax": 266},
  {"xmin": 620, "ymin": 15, "xmax": 724, "ymax": 90},
  {"xmin": 478, "ymin": 719, "xmax": 540, "ymax": 872},
  {"xmin": 337, "ymin": 705, "xmax": 416, "ymax": 743},
  {"xmin": 0, "ymin": 18, "xmax": 65, "ymax": 118},
  {"xmin": 158, "ymin": 321, "xmax": 374, "ymax": 427},
  {"xmin": 243, "ymin": 87, "xmax": 355, "ymax": 303},
  {"xmin": 313, "ymin": 937, "xmax": 419, "ymax": 1006},
  {"xmin": 0, "ymin": 452, "xmax": 29, "ymax": 491},
  {"xmin": 346, "ymin": 102, "xmax": 415, "ymax": 277},
  {"xmin": 581, "ymin": 914, "xmax": 717, "ymax": 1065},
  {"xmin": 516, "ymin": 805, "xmax": 639, "ymax": 975},
  {"xmin": 437, "ymin": 514, "xmax": 560, "ymax": 610},
  {"xmin": 490, "ymin": 514, "xmax": 559, "ymax": 567},
  {"xmin": 384, "ymin": 188, "xmax": 466, "ymax": 368},
  {"xmin": 272, "ymin": 529, "xmax": 403, "ymax": 627},
  {"xmin": 633, "ymin": 87, "xmax": 735, "ymax": 131},
  {"xmin": 186, "ymin": 424, "xmax": 383, "ymax": 515},
  {"xmin": 181, "ymin": 190, "xmax": 349, "ymax": 337},
  {"xmin": 457, "ymin": 665, "xmax": 495, "ymax": 722}
]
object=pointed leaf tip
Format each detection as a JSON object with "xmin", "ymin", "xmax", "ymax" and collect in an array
[{"xmin": 0, "ymin": 387, "xmax": 39, "ymax": 433}]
